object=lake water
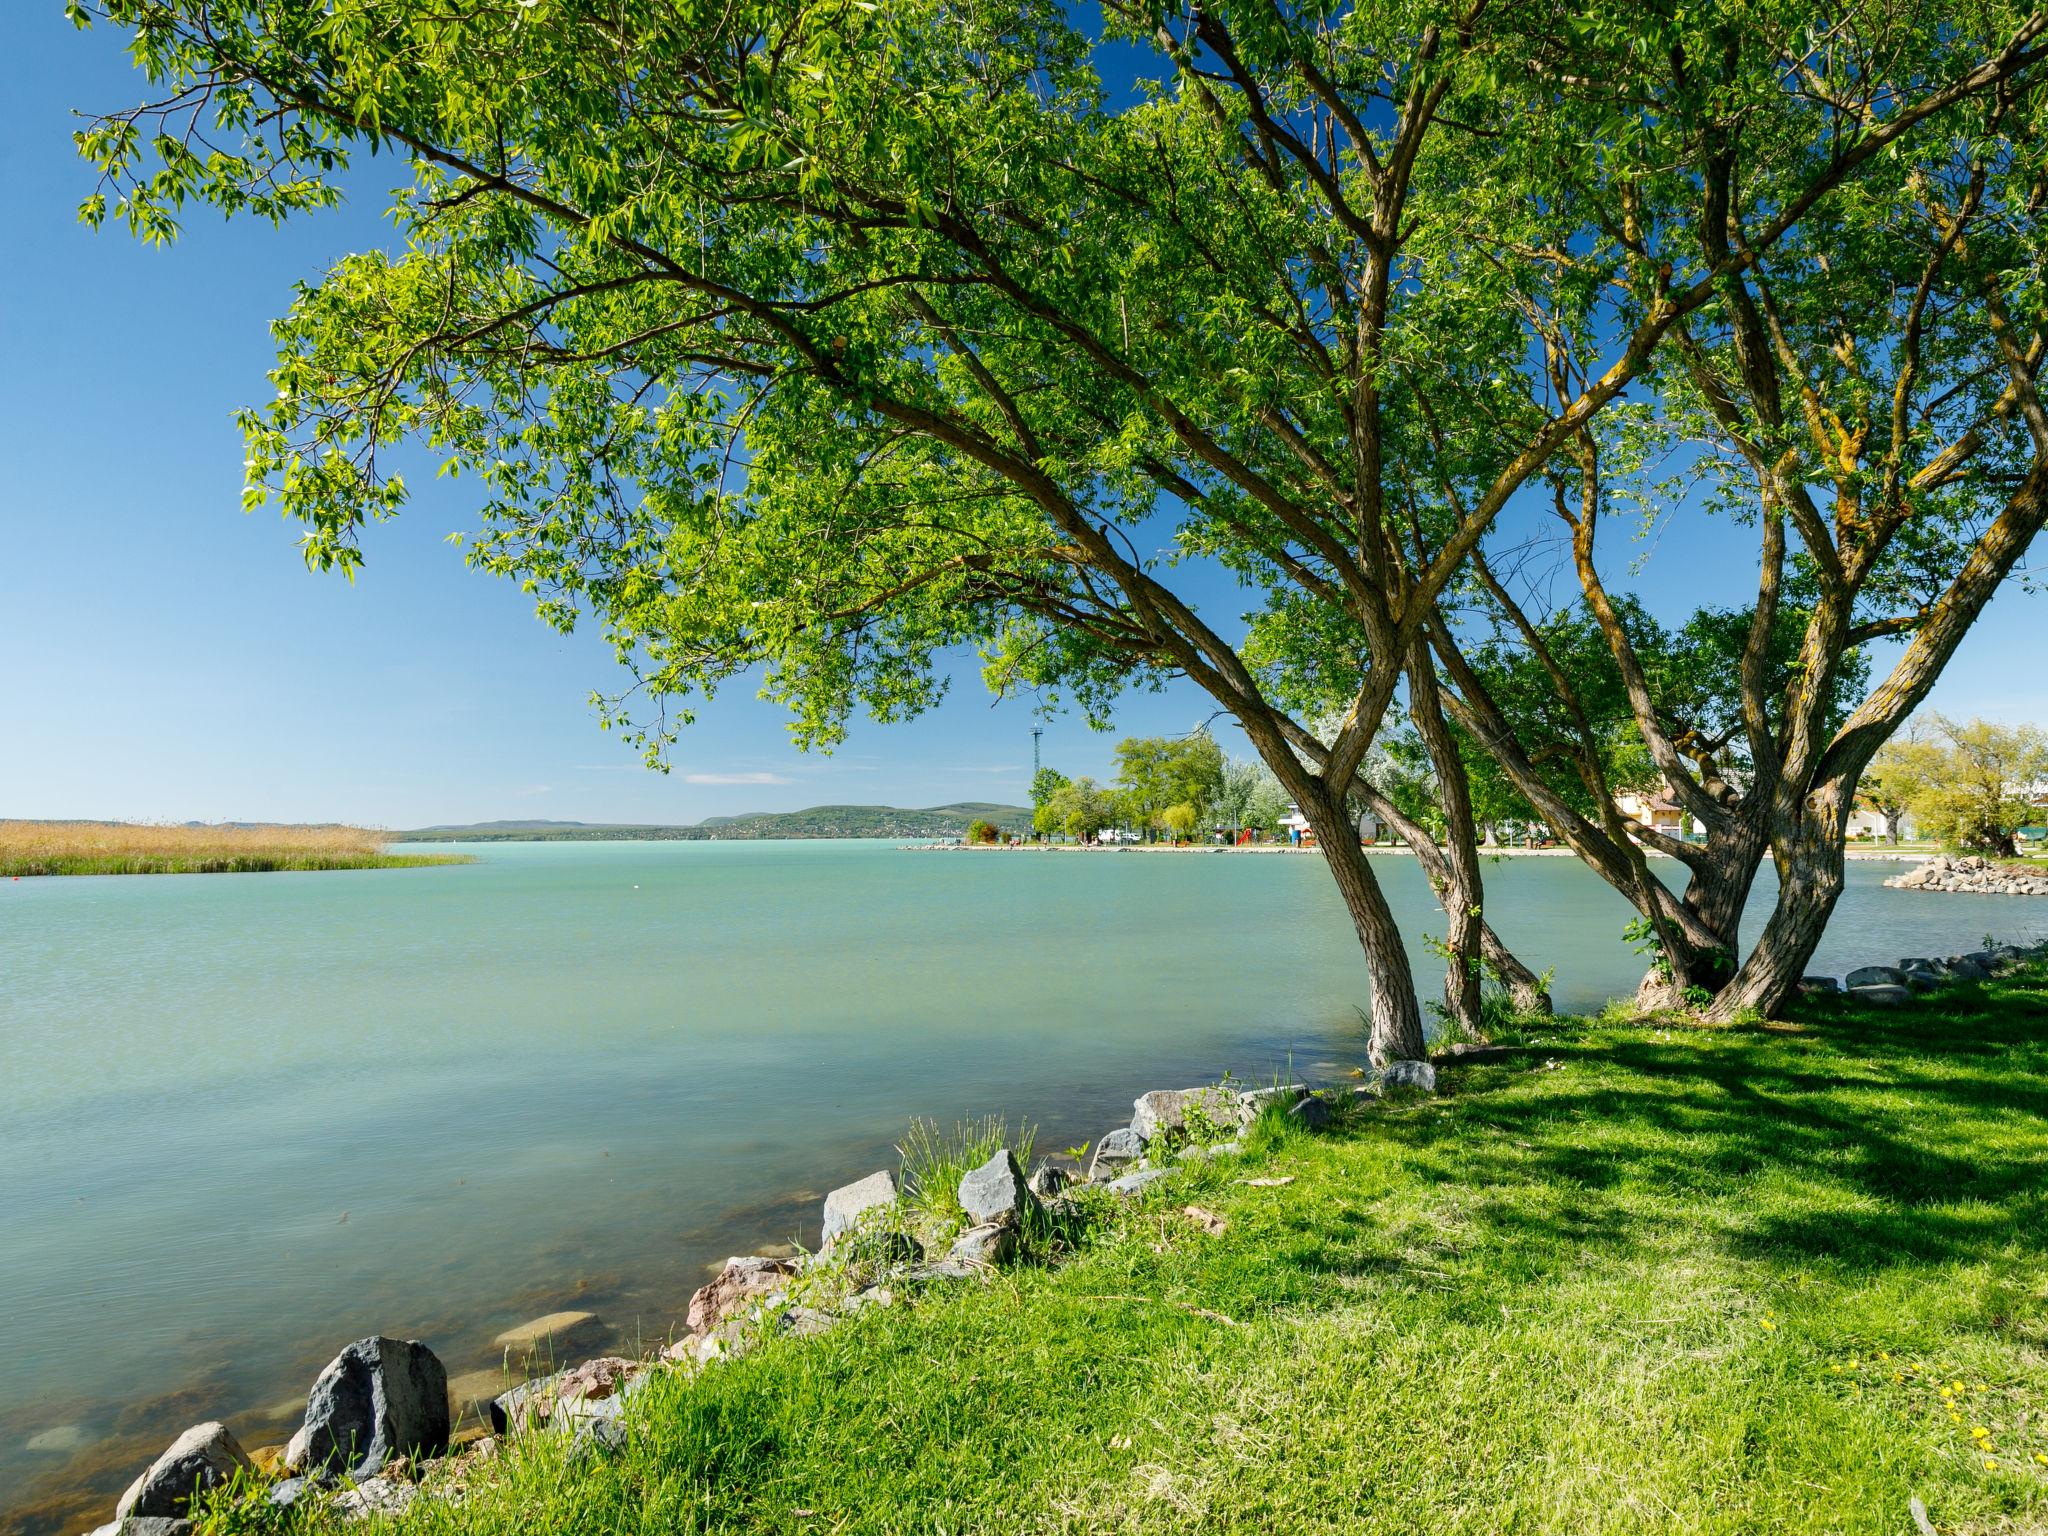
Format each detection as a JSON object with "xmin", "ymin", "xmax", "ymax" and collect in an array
[{"xmin": 2, "ymin": 840, "xmax": 2042, "ymax": 1533}]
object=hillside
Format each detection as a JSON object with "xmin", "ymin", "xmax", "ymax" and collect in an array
[{"xmin": 402, "ymin": 803, "xmax": 1030, "ymax": 842}]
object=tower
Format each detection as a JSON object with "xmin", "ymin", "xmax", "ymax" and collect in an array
[{"xmin": 1031, "ymin": 726, "xmax": 1043, "ymax": 778}]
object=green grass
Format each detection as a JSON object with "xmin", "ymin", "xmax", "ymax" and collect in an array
[{"xmin": 218, "ymin": 968, "xmax": 2048, "ymax": 1535}]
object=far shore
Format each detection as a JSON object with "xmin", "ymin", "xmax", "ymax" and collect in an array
[{"xmin": 911, "ymin": 840, "xmax": 1938, "ymax": 861}]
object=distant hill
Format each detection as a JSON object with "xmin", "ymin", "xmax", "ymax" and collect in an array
[{"xmin": 401, "ymin": 803, "xmax": 1031, "ymax": 842}]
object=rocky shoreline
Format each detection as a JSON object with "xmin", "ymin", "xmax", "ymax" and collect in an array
[
  {"xmin": 1883, "ymin": 854, "xmax": 2048, "ymax": 896},
  {"xmin": 1798, "ymin": 936, "xmax": 2048, "ymax": 1007},
  {"xmin": 77, "ymin": 1065, "xmax": 1446, "ymax": 1535}
]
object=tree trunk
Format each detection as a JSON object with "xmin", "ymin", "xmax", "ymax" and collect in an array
[
  {"xmin": 1407, "ymin": 642, "xmax": 1485, "ymax": 1036},
  {"xmin": 1633, "ymin": 812, "xmax": 1770, "ymax": 1008},
  {"xmin": 1302, "ymin": 787, "xmax": 1427, "ymax": 1064},
  {"xmin": 1709, "ymin": 784, "xmax": 1852, "ymax": 1019}
]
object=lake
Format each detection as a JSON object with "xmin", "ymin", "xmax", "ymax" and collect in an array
[{"xmin": 2, "ymin": 840, "xmax": 2042, "ymax": 1533}]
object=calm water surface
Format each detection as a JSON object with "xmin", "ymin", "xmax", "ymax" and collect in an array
[{"xmin": 2, "ymin": 840, "xmax": 2041, "ymax": 1531}]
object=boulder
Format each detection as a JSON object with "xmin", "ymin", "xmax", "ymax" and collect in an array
[
  {"xmin": 1379, "ymin": 1060, "xmax": 1438, "ymax": 1094},
  {"xmin": 687, "ymin": 1256, "xmax": 800, "ymax": 1333},
  {"xmin": 1286, "ymin": 1095, "xmax": 1334, "ymax": 1129},
  {"xmin": 1235, "ymin": 1083, "xmax": 1310, "ymax": 1123},
  {"xmin": 1106, "ymin": 1168, "xmax": 1174, "ymax": 1197},
  {"xmin": 949, "ymin": 1222, "xmax": 1017, "ymax": 1267},
  {"xmin": 487, "ymin": 1357, "xmax": 639, "ymax": 1436},
  {"xmin": 492, "ymin": 1311, "xmax": 603, "ymax": 1363},
  {"xmin": 958, "ymin": 1148, "xmax": 1040, "ymax": 1228},
  {"xmin": 265, "ymin": 1479, "xmax": 310, "ymax": 1511},
  {"xmin": 821, "ymin": 1170, "xmax": 897, "ymax": 1249},
  {"xmin": 1795, "ymin": 976, "xmax": 1841, "ymax": 996},
  {"xmin": 332, "ymin": 1476, "xmax": 417, "ymax": 1522},
  {"xmin": 1086, "ymin": 1128, "xmax": 1143, "ymax": 1180},
  {"xmin": 1847, "ymin": 983, "xmax": 1913, "ymax": 1007},
  {"xmin": 115, "ymin": 1422, "xmax": 252, "ymax": 1521},
  {"xmin": 1178, "ymin": 1140, "xmax": 1241, "ymax": 1161},
  {"xmin": 776, "ymin": 1306, "xmax": 840, "ymax": 1339},
  {"xmin": 447, "ymin": 1368, "xmax": 516, "ymax": 1417},
  {"xmin": 292, "ymin": 1337, "xmax": 449, "ymax": 1480},
  {"xmin": 1026, "ymin": 1164, "xmax": 1070, "ymax": 1199},
  {"xmin": 1846, "ymin": 965, "xmax": 1906, "ymax": 989},
  {"xmin": 568, "ymin": 1416, "xmax": 627, "ymax": 1465},
  {"xmin": 90, "ymin": 1521, "xmax": 193, "ymax": 1536},
  {"xmin": 1946, "ymin": 955, "xmax": 1992, "ymax": 981},
  {"xmin": 1131, "ymin": 1086, "xmax": 1238, "ymax": 1145}
]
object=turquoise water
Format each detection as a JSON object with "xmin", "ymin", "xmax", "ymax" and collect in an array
[{"xmin": 1, "ymin": 841, "xmax": 2041, "ymax": 1533}]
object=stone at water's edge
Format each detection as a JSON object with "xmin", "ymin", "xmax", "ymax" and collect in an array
[
  {"xmin": 1287, "ymin": 1095, "xmax": 1334, "ymax": 1128},
  {"xmin": 114, "ymin": 1421, "xmax": 252, "ymax": 1521},
  {"xmin": 1236, "ymin": 1083, "xmax": 1310, "ymax": 1123},
  {"xmin": 1847, "ymin": 965, "xmax": 1907, "ymax": 989},
  {"xmin": 291, "ymin": 1336, "xmax": 449, "ymax": 1481},
  {"xmin": 1106, "ymin": 1168, "xmax": 1174, "ymax": 1196},
  {"xmin": 687, "ymin": 1256, "xmax": 800, "ymax": 1333},
  {"xmin": 1027, "ymin": 1163, "xmax": 1069, "ymax": 1199},
  {"xmin": 1796, "ymin": 976, "xmax": 1841, "ymax": 995},
  {"xmin": 821, "ymin": 1170, "xmax": 897, "ymax": 1248},
  {"xmin": 1848, "ymin": 983, "xmax": 1914, "ymax": 1007},
  {"xmin": 1131, "ymin": 1086, "xmax": 1238, "ymax": 1145},
  {"xmin": 91, "ymin": 1520, "xmax": 192, "ymax": 1536},
  {"xmin": 958, "ymin": 1148, "xmax": 1039, "ymax": 1228},
  {"xmin": 1086, "ymin": 1127, "xmax": 1143, "ymax": 1180},
  {"xmin": 493, "ymin": 1310, "xmax": 604, "ymax": 1361},
  {"xmin": 1379, "ymin": 1060, "xmax": 1438, "ymax": 1093}
]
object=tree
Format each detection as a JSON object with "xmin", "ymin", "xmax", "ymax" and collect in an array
[
  {"xmin": 1040, "ymin": 778, "xmax": 1118, "ymax": 843},
  {"xmin": 1113, "ymin": 734, "xmax": 1224, "ymax": 839},
  {"xmin": 1862, "ymin": 729, "xmax": 1941, "ymax": 844},
  {"xmin": 1904, "ymin": 716, "xmax": 2048, "ymax": 856},
  {"xmin": 78, "ymin": 0, "xmax": 2040, "ymax": 1058},
  {"xmin": 1213, "ymin": 755, "xmax": 1287, "ymax": 835},
  {"xmin": 1028, "ymin": 767, "xmax": 1070, "ymax": 813},
  {"xmin": 1159, "ymin": 803, "xmax": 1200, "ymax": 843},
  {"xmin": 965, "ymin": 818, "xmax": 1001, "ymax": 845}
]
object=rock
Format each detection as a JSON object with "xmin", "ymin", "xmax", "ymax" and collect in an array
[
  {"xmin": 115, "ymin": 1422, "xmax": 252, "ymax": 1521},
  {"xmin": 486, "ymin": 1358, "xmax": 635, "ymax": 1436},
  {"xmin": 1178, "ymin": 1140, "xmax": 1241, "ymax": 1161},
  {"xmin": 1899, "ymin": 957, "xmax": 1935, "ymax": 973},
  {"xmin": 776, "ymin": 1306, "xmax": 841, "ymax": 1339},
  {"xmin": 552, "ymin": 1356, "xmax": 640, "ymax": 1409},
  {"xmin": 1379, "ymin": 1060, "xmax": 1438, "ymax": 1094},
  {"xmin": 447, "ymin": 1368, "xmax": 517, "ymax": 1417},
  {"xmin": 1846, "ymin": 965, "xmax": 1906, "ymax": 989},
  {"xmin": 1131, "ymin": 1086, "xmax": 1238, "ymax": 1145},
  {"xmin": 949, "ymin": 1222, "xmax": 1017, "ymax": 1266},
  {"xmin": 1026, "ymin": 1164, "xmax": 1070, "ymax": 1199},
  {"xmin": 94, "ymin": 1521, "xmax": 193, "ymax": 1536},
  {"xmin": 1946, "ymin": 956, "xmax": 1992, "ymax": 981},
  {"xmin": 958, "ymin": 1148, "xmax": 1040, "ymax": 1228},
  {"xmin": 1287, "ymin": 1094, "xmax": 1334, "ymax": 1128},
  {"xmin": 1086, "ymin": 1128, "xmax": 1143, "ymax": 1179},
  {"xmin": 1847, "ymin": 983, "xmax": 1913, "ymax": 1007},
  {"xmin": 1902, "ymin": 969, "xmax": 1940, "ymax": 992},
  {"xmin": 1106, "ymin": 1168, "xmax": 1173, "ymax": 1197},
  {"xmin": 820, "ymin": 1170, "xmax": 897, "ymax": 1249},
  {"xmin": 687, "ymin": 1255, "xmax": 800, "ymax": 1333},
  {"xmin": 26, "ymin": 1424, "xmax": 89, "ymax": 1455},
  {"xmin": 1795, "ymin": 976, "xmax": 1841, "ymax": 996},
  {"xmin": 492, "ymin": 1311, "xmax": 603, "ymax": 1363},
  {"xmin": 1235, "ymin": 1084, "xmax": 1310, "ymax": 1124},
  {"xmin": 567, "ymin": 1416, "xmax": 627, "ymax": 1465},
  {"xmin": 844, "ymin": 1286, "xmax": 895, "ymax": 1312},
  {"xmin": 332, "ymin": 1476, "xmax": 417, "ymax": 1521},
  {"xmin": 293, "ymin": 1337, "xmax": 449, "ymax": 1480},
  {"xmin": 266, "ymin": 1478, "xmax": 310, "ymax": 1511}
]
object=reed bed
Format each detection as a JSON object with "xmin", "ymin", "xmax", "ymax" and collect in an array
[{"xmin": 0, "ymin": 820, "xmax": 469, "ymax": 876}]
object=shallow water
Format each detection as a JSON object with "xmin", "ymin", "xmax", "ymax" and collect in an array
[{"xmin": 1, "ymin": 840, "xmax": 2040, "ymax": 1532}]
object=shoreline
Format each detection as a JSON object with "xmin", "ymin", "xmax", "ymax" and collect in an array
[{"xmin": 907, "ymin": 840, "xmax": 1941, "ymax": 862}]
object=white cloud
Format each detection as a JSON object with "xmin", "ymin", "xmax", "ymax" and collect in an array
[{"xmin": 682, "ymin": 771, "xmax": 796, "ymax": 785}]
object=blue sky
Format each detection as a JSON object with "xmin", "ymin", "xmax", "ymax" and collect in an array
[{"xmin": 2, "ymin": 10, "xmax": 2041, "ymax": 829}]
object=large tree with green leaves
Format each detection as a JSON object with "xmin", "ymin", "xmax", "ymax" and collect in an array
[{"xmin": 76, "ymin": 0, "xmax": 2044, "ymax": 1058}]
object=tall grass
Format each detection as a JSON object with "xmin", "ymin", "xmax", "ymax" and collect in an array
[
  {"xmin": 896, "ymin": 1114, "xmax": 1038, "ymax": 1231},
  {"xmin": 0, "ymin": 820, "xmax": 470, "ymax": 876}
]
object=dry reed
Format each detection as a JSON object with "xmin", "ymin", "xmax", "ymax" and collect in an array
[{"xmin": 0, "ymin": 820, "xmax": 468, "ymax": 876}]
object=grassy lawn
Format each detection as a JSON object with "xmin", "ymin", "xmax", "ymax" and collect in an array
[{"xmin": 230, "ymin": 969, "xmax": 2048, "ymax": 1535}]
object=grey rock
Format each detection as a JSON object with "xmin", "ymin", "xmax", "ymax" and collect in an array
[
  {"xmin": 1287, "ymin": 1094, "xmax": 1334, "ymax": 1128},
  {"xmin": 1795, "ymin": 976, "xmax": 1841, "ymax": 996},
  {"xmin": 1899, "ymin": 958, "xmax": 1936, "ymax": 974},
  {"xmin": 1086, "ymin": 1128, "xmax": 1143, "ymax": 1180},
  {"xmin": 949, "ymin": 1222, "xmax": 1017, "ymax": 1266},
  {"xmin": 1946, "ymin": 956, "xmax": 1992, "ymax": 981},
  {"xmin": 1379, "ymin": 1060, "xmax": 1438, "ymax": 1094},
  {"xmin": 1962, "ymin": 950, "xmax": 2000, "ymax": 972},
  {"xmin": 1106, "ymin": 1168, "xmax": 1174, "ymax": 1197},
  {"xmin": 843, "ymin": 1286, "xmax": 895, "ymax": 1312},
  {"xmin": 958, "ymin": 1148, "xmax": 1039, "ymax": 1227},
  {"xmin": 1847, "ymin": 983, "xmax": 1914, "ymax": 1007},
  {"xmin": 294, "ymin": 1337, "xmax": 449, "ymax": 1480},
  {"xmin": 1902, "ymin": 969, "xmax": 1939, "ymax": 992},
  {"xmin": 332, "ymin": 1476, "xmax": 417, "ymax": 1522},
  {"xmin": 776, "ymin": 1306, "xmax": 841, "ymax": 1339},
  {"xmin": 487, "ymin": 1370, "xmax": 564, "ymax": 1437},
  {"xmin": 1846, "ymin": 965, "xmax": 1906, "ymax": 989},
  {"xmin": 1178, "ymin": 1140, "xmax": 1241, "ymax": 1161},
  {"xmin": 820, "ymin": 1170, "xmax": 896, "ymax": 1249},
  {"xmin": 266, "ymin": 1478, "xmax": 311, "ymax": 1511},
  {"xmin": 115, "ymin": 1422, "xmax": 252, "ymax": 1521},
  {"xmin": 95, "ymin": 1522, "xmax": 194, "ymax": 1536},
  {"xmin": 1131, "ymin": 1086, "xmax": 1238, "ymax": 1145},
  {"xmin": 1235, "ymin": 1083, "xmax": 1310, "ymax": 1124},
  {"xmin": 567, "ymin": 1416, "xmax": 627, "ymax": 1465},
  {"xmin": 1026, "ymin": 1164, "xmax": 1070, "ymax": 1199}
]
